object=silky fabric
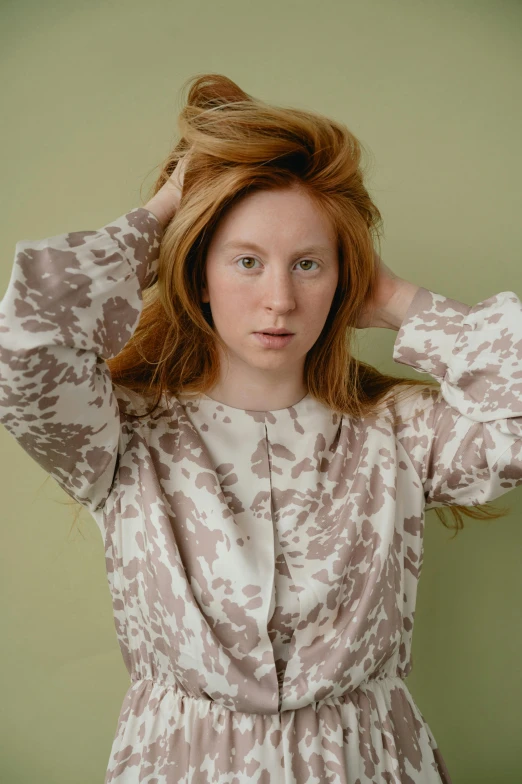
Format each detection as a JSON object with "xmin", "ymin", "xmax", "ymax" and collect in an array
[{"xmin": 1, "ymin": 206, "xmax": 521, "ymax": 782}]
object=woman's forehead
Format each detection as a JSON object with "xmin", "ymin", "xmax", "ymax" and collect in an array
[{"xmin": 210, "ymin": 188, "xmax": 336, "ymax": 251}]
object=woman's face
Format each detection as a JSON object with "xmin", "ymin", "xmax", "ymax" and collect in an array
[{"xmin": 202, "ymin": 184, "xmax": 339, "ymax": 378}]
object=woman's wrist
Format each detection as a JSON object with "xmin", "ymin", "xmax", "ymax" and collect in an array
[
  {"xmin": 143, "ymin": 186, "xmax": 181, "ymax": 230},
  {"xmin": 379, "ymin": 281, "xmax": 421, "ymax": 331}
]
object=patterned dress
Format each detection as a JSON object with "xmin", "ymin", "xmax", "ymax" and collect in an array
[{"xmin": 1, "ymin": 206, "xmax": 521, "ymax": 783}]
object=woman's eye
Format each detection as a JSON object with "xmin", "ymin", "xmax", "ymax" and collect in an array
[
  {"xmin": 237, "ymin": 257, "xmax": 259, "ymax": 269},
  {"xmin": 297, "ymin": 259, "xmax": 318, "ymax": 271},
  {"xmin": 236, "ymin": 257, "xmax": 318, "ymax": 271}
]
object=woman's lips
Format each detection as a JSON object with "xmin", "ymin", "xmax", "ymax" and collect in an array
[{"xmin": 253, "ymin": 332, "xmax": 295, "ymax": 348}]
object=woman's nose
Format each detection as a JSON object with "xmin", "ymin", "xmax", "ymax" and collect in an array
[{"xmin": 261, "ymin": 274, "xmax": 296, "ymax": 311}]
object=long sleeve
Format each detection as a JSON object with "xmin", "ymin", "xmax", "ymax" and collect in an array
[
  {"xmin": 0, "ymin": 206, "xmax": 164, "ymax": 513},
  {"xmin": 391, "ymin": 286, "xmax": 522, "ymax": 510}
]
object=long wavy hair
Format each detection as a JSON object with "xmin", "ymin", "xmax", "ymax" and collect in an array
[{"xmin": 53, "ymin": 73, "xmax": 508, "ymax": 537}]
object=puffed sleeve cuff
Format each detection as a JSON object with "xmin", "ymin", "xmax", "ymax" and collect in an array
[
  {"xmin": 392, "ymin": 285, "xmax": 522, "ymax": 425},
  {"xmin": 101, "ymin": 206, "xmax": 164, "ymax": 290},
  {"xmin": 392, "ymin": 286, "xmax": 474, "ymax": 382}
]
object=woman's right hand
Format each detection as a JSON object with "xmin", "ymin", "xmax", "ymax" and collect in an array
[
  {"xmin": 144, "ymin": 150, "xmax": 192, "ymax": 229},
  {"xmin": 168, "ymin": 151, "xmax": 191, "ymax": 196}
]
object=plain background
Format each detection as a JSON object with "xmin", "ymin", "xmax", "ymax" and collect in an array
[{"xmin": 1, "ymin": 0, "xmax": 521, "ymax": 781}]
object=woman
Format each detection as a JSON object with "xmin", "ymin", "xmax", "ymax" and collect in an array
[{"xmin": 1, "ymin": 73, "xmax": 520, "ymax": 783}]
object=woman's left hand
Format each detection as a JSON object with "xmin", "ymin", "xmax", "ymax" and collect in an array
[{"xmin": 356, "ymin": 250, "xmax": 404, "ymax": 329}]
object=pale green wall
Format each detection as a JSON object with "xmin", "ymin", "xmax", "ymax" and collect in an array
[{"xmin": 1, "ymin": 1, "xmax": 521, "ymax": 782}]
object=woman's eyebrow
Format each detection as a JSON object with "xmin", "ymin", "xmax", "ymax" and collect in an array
[{"xmin": 220, "ymin": 239, "xmax": 332, "ymax": 255}]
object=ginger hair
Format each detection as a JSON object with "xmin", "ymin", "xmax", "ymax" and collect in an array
[{"xmin": 54, "ymin": 73, "xmax": 508, "ymax": 537}]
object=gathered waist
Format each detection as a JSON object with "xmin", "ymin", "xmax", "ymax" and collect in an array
[{"xmin": 128, "ymin": 671, "xmax": 408, "ymax": 716}]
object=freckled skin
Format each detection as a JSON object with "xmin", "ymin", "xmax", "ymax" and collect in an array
[
  {"xmin": 201, "ymin": 185, "xmax": 339, "ymax": 412},
  {"xmin": 1, "ymin": 206, "xmax": 520, "ymax": 782}
]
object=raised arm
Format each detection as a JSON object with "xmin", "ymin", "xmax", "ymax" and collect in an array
[
  {"xmin": 0, "ymin": 155, "xmax": 188, "ymax": 513},
  {"xmin": 391, "ymin": 285, "xmax": 522, "ymax": 509}
]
